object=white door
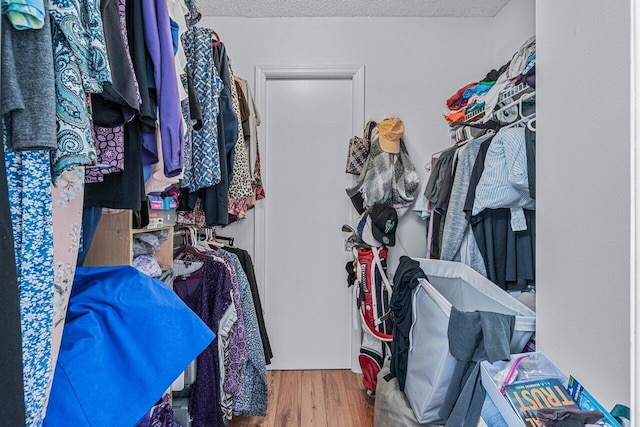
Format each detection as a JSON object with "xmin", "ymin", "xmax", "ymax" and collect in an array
[{"xmin": 261, "ymin": 76, "xmax": 357, "ymax": 370}]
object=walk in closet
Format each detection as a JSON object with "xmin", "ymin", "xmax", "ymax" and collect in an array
[{"xmin": 1, "ymin": 0, "xmax": 636, "ymax": 426}]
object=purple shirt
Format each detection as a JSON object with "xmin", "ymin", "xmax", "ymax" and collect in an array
[
  {"xmin": 216, "ymin": 250, "xmax": 248, "ymax": 397},
  {"xmin": 174, "ymin": 257, "xmax": 230, "ymax": 427},
  {"xmin": 141, "ymin": 0, "xmax": 184, "ymax": 177}
]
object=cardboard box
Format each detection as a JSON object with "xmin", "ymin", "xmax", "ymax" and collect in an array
[
  {"xmin": 144, "ymin": 195, "xmax": 177, "ymax": 229},
  {"xmin": 480, "ymin": 352, "xmax": 569, "ymax": 427},
  {"xmin": 146, "ymin": 207, "xmax": 176, "ymax": 229}
]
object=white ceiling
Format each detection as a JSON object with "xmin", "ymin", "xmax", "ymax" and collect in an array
[{"xmin": 200, "ymin": 0, "xmax": 512, "ymax": 18}]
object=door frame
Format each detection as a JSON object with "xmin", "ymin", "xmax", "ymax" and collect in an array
[
  {"xmin": 631, "ymin": 0, "xmax": 639, "ymax": 416},
  {"xmin": 253, "ymin": 65, "xmax": 365, "ymax": 371}
]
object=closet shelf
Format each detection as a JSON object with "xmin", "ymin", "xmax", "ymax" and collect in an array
[
  {"xmin": 497, "ymin": 81, "xmax": 533, "ymax": 105},
  {"xmin": 463, "ymin": 108, "xmax": 484, "ymax": 123},
  {"xmin": 83, "ymin": 211, "xmax": 174, "ymax": 268}
]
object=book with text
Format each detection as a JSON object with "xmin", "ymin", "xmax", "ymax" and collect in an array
[
  {"xmin": 567, "ymin": 376, "xmax": 621, "ymax": 427},
  {"xmin": 504, "ymin": 378, "xmax": 579, "ymax": 427}
]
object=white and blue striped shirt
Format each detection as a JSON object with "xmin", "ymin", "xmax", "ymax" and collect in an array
[{"xmin": 472, "ymin": 127, "xmax": 535, "ymax": 217}]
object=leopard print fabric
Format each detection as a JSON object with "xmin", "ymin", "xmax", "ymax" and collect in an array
[{"xmin": 227, "ymin": 62, "xmax": 254, "ymax": 202}]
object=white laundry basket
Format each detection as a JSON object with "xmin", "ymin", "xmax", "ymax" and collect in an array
[{"xmin": 403, "ymin": 259, "xmax": 536, "ymax": 424}]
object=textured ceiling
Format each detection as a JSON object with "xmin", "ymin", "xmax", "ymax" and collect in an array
[{"xmin": 199, "ymin": 0, "xmax": 512, "ymax": 18}]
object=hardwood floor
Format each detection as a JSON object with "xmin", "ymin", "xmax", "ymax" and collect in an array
[{"xmin": 229, "ymin": 370, "xmax": 375, "ymax": 427}]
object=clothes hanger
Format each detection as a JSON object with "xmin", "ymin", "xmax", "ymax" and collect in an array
[
  {"xmin": 174, "ymin": 226, "xmax": 204, "ymax": 260},
  {"xmin": 211, "ymin": 29, "xmax": 222, "ymax": 47},
  {"xmin": 187, "ymin": 225, "xmax": 210, "ymax": 254},
  {"xmin": 204, "ymin": 228, "xmax": 225, "ymax": 249},
  {"xmin": 527, "ymin": 117, "xmax": 536, "ymax": 132}
]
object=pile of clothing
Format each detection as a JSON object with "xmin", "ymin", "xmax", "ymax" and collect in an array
[
  {"xmin": 445, "ymin": 77, "xmax": 497, "ymax": 123},
  {"xmin": 444, "ymin": 36, "xmax": 536, "ymax": 124}
]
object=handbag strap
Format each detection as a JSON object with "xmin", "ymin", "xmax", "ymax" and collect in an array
[{"xmin": 364, "ymin": 120, "xmax": 377, "ymax": 141}]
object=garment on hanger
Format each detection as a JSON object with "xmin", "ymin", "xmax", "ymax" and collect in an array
[
  {"xmin": 471, "ymin": 127, "xmax": 535, "ymax": 220},
  {"xmin": 126, "ymin": 0, "xmax": 157, "ymax": 135},
  {"xmin": 423, "ymin": 146, "xmax": 457, "ymax": 204},
  {"xmin": 46, "ymin": 166, "xmax": 85, "ymax": 409},
  {"xmin": 227, "ymin": 62, "xmax": 253, "ymax": 205},
  {"xmin": 50, "ymin": 0, "xmax": 111, "ymax": 179},
  {"xmin": 173, "ymin": 254, "xmax": 233, "ymax": 427},
  {"xmin": 84, "ymin": 118, "xmax": 146, "ymax": 210},
  {"xmin": 429, "ymin": 149, "xmax": 460, "ymax": 259},
  {"xmin": 91, "ymin": 0, "xmax": 140, "ymax": 127},
  {"xmin": 440, "ymin": 132, "xmax": 495, "ymax": 275},
  {"xmin": 236, "ymin": 77, "xmax": 262, "ymax": 182},
  {"xmin": 141, "ymin": 0, "xmax": 184, "ymax": 178},
  {"xmin": 215, "ymin": 250, "xmax": 248, "ymax": 423},
  {"xmin": 0, "ymin": 12, "xmax": 56, "ymax": 152},
  {"xmin": 214, "ymin": 42, "xmax": 239, "ymax": 183},
  {"xmin": 85, "ymin": 124, "xmax": 125, "ymax": 183},
  {"xmin": 85, "ymin": 0, "xmax": 140, "ymax": 186},
  {"xmin": 223, "ymin": 246, "xmax": 272, "ymax": 365},
  {"xmin": 181, "ymin": 26, "xmax": 223, "ymax": 192},
  {"xmin": 180, "ymin": 41, "xmax": 237, "ymax": 227},
  {"xmin": 167, "ymin": 0, "xmax": 188, "ymax": 103},
  {"xmin": 471, "ymin": 208, "xmax": 536, "ymax": 291},
  {"xmin": 227, "ymin": 250, "xmax": 268, "ymax": 417},
  {"xmin": 4, "ymin": 127, "xmax": 54, "ymax": 427}
]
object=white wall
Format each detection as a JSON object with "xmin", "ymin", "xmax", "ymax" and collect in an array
[
  {"xmin": 537, "ymin": 0, "xmax": 631, "ymax": 408},
  {"xmin": 205, "ymin": 3, "xmax": 633, "ymax": 409},
  {"xmin": 207, "ymin": 17, "xmax": 495, "ymax": 268},
  {"xmin": 492, "ymin": 0, "xmax": 536, "ymax": 65}
]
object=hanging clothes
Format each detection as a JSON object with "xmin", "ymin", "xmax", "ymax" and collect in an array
[
  {"xmin": 471, "ymin": 208, "xmax": 536, "ymax": 291},
  {"xmin": 85, "ymin": 125, "xmax": 125, "ymax": 183},
  {"xmin": 126, "ymin": 0, "xmax": 157, "ymax": 136},
  {"xmin": 84, "ymin": 118, "xmax": 146, "ymax": 211},
  {"xmin": 347, "ymin": 135, "xmax": 420, "ymax": 214},
  {"xmin": 215, "ymin": 250, "xmax": 248, "ymax": 424},
  {"xmin": 45, "ymin": 167, "xmax": 85, "ymax": 410},
  {"xmin": 223, "ymin": 246, "xmax": 272, "ymax": 364},
  {"xmin": 440, "ymin": 133, "xmax": 494, "ymax": 275},
  {"xmin": 471, "ymin": 128, "xmax": 535, "ymax": 221},
  {"xmin": 4, "ymin": 128, "xmax": 55, "ymax": 427},
  {"xmin": 2, "ymin": 0, "xmax": 45, "ymax": 29},
  {"xmin": 49, "ymin": 0, "xmax": 112, "ymax": 179},
  {"xmin": 236, "ymin": 77, "xmax": 264, "ymax": 195},
  {"xmin": 0, "ymin": 11, "xmax": 56, "ymax": 151},
  {"xmin": 461, "ymin": 131, "xmax": 536, "ymax": 290},
  {"xmin": 91, "ymin": 0, "xmax": 140, "ymax": 127},
  {"xmin": 225, "ymin": 252, "xmax": 268, "ymax": 417},
  {"xmin": 227, "ymin": 62, "xmax": 253, "ymax": 204},
  {"xmin": 180, "ymin": 26, "xmax": 224, "ymax": 192},
  {"xmin": 173, "ymin": 255, "xmax": 233, "ymax": 427},
  {"xmin": 141, "ymin": 0, "xmax": 184, "ymax": 178}
]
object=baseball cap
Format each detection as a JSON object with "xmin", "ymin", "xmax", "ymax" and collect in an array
[
  {"xmin": 369, "ymin": 204, "xmax": 398, "ymax": 246},
  {"xmin": 378, "ymin": 117, "xmax": 404, "ymax": 154},
  {"xmin": 357, "ymin": 204, "xmax": 398, "ymax": 247}
]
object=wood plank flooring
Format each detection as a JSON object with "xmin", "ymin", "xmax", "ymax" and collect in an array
[{"xmin": 229, "ymin": 370, "xmax": 374, "ymax": 427}]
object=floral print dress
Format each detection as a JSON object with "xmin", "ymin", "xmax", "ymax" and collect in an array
[{"xmin": 4, "ymin": 126, "xmax": 54, "ymax": 427}]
